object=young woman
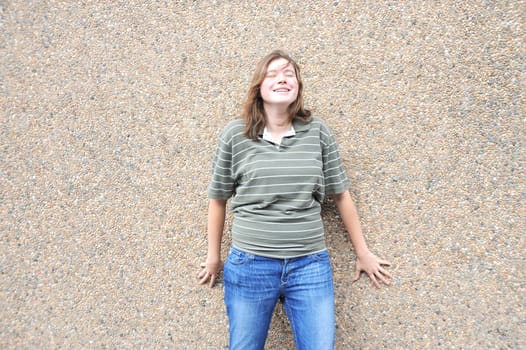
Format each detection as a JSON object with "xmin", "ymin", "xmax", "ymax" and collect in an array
[{"xmin": 198, "ymin": 50, "xmax": 392, "ymax": 350}]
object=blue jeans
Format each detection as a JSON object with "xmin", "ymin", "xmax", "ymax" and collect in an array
[{"xmin": 224, "ymin": 247, "xmax": 335, "ymax": 350}]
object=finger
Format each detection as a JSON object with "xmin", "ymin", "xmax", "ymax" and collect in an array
[
  {"xmin": 378, "ymin": 259, "xmax": 392, "ymax": 266},
  {"xmin": 197, "ymin": 262, "xmax": 207, "ymax": 279},
  {"xmin": 353, "ymin": 267, "xmax": 361, "ymax": 281},
  {"xmin": 209, "ymin": 274, "xmax": 216, "ymax": 288},
  {"xmin": 368, "ymin": 272, "xmax": 381, "ymax": 288},
  {"xmin": 379, "ymin": 266, "xmax": 393, "ymax": 279},
  {"xmin": 197, "ymin": 266, "xmax": 211, "ymax": 279},
  {"xmin": 198, "ymin": 272, "xmax": 210, "ymax": 285},
  {"xmin": 375, "ymin": 269, "xmax": 391, "ymax": 285}
]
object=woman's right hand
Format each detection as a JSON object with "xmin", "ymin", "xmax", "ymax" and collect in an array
[{"xmin": 197, "ymin": 259, "xmax": 224, "ymax": 288}]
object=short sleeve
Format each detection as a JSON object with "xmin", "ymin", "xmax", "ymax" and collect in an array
[
  {"xmin": 320, "ymin": 122, "xmax": 350, "ymax": 195},
  {"xmin": 207, "ymin": 128, "xmax": 236, "ymax": 200}
]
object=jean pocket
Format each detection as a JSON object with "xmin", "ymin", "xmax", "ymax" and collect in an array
[{"xmin": 227, "ymin": 247, "xmax": 250, "ymax": 265}]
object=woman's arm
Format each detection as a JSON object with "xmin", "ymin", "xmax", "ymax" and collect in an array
[
  {"xmin": 332, "ymin": 190, "xmax": 392, "ymax": 288},
  {"xmin": 197, "ymin": 198, "xmax": 227, "ymax": 288}
]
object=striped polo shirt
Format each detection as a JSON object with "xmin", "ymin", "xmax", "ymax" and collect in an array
[{"xmin": 208, "ymin": 116, "xmax": 349, "ymax": 258}]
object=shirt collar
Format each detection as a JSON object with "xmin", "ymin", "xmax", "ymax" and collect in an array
[
  {"xmin": 262, "ymin": 125, "xmax": 296, "ymax": 144},
  {"xmin": 292, "ymin": 117, "xmax": 312, "ymax": 132}
]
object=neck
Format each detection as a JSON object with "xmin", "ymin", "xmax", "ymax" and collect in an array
[
  {"xmin": 264, "ymin": 104, "xmax": 291, "ymax": 130},
  {"xmin": 265, "ymin": 113, "xmax": 291, "ymax": 133}
]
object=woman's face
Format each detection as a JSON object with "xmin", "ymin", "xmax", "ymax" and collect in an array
[{"xmin": 260, "ymin": 58, "xmax": 299, "ymax": 109}]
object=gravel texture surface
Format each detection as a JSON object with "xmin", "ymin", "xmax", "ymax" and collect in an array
[{"xmin": 1, "ymin": 1, "xmax": 524, "ymax": 349}]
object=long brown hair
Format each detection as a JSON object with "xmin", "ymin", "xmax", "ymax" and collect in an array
[{"xmin": 242, "ymin": 50, "xmax": 311, "ymax": 140}]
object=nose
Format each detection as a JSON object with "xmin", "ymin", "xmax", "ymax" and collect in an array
[{"xmin": 277, "ymin": 73, "xmax": 287, "ymax": 83}]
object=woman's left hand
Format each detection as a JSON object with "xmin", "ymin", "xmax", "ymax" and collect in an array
[{"xmin": 354, "ymin": 251, "xmax": 392, "ymax": 288}]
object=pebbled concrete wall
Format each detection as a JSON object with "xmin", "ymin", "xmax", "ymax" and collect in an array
[{"xmin": 2, "ymin": 1, "xmax": 524, "ymax": 348}]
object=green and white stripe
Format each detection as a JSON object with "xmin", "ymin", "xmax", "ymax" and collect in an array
[{"xmin": 208, "ymin": 117, "xmax": 349, "ymax": 258}]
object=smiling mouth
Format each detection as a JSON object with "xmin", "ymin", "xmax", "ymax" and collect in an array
[{"xmin": 273, "ymin": 88, "xmax": 290, "ymax": 92}]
